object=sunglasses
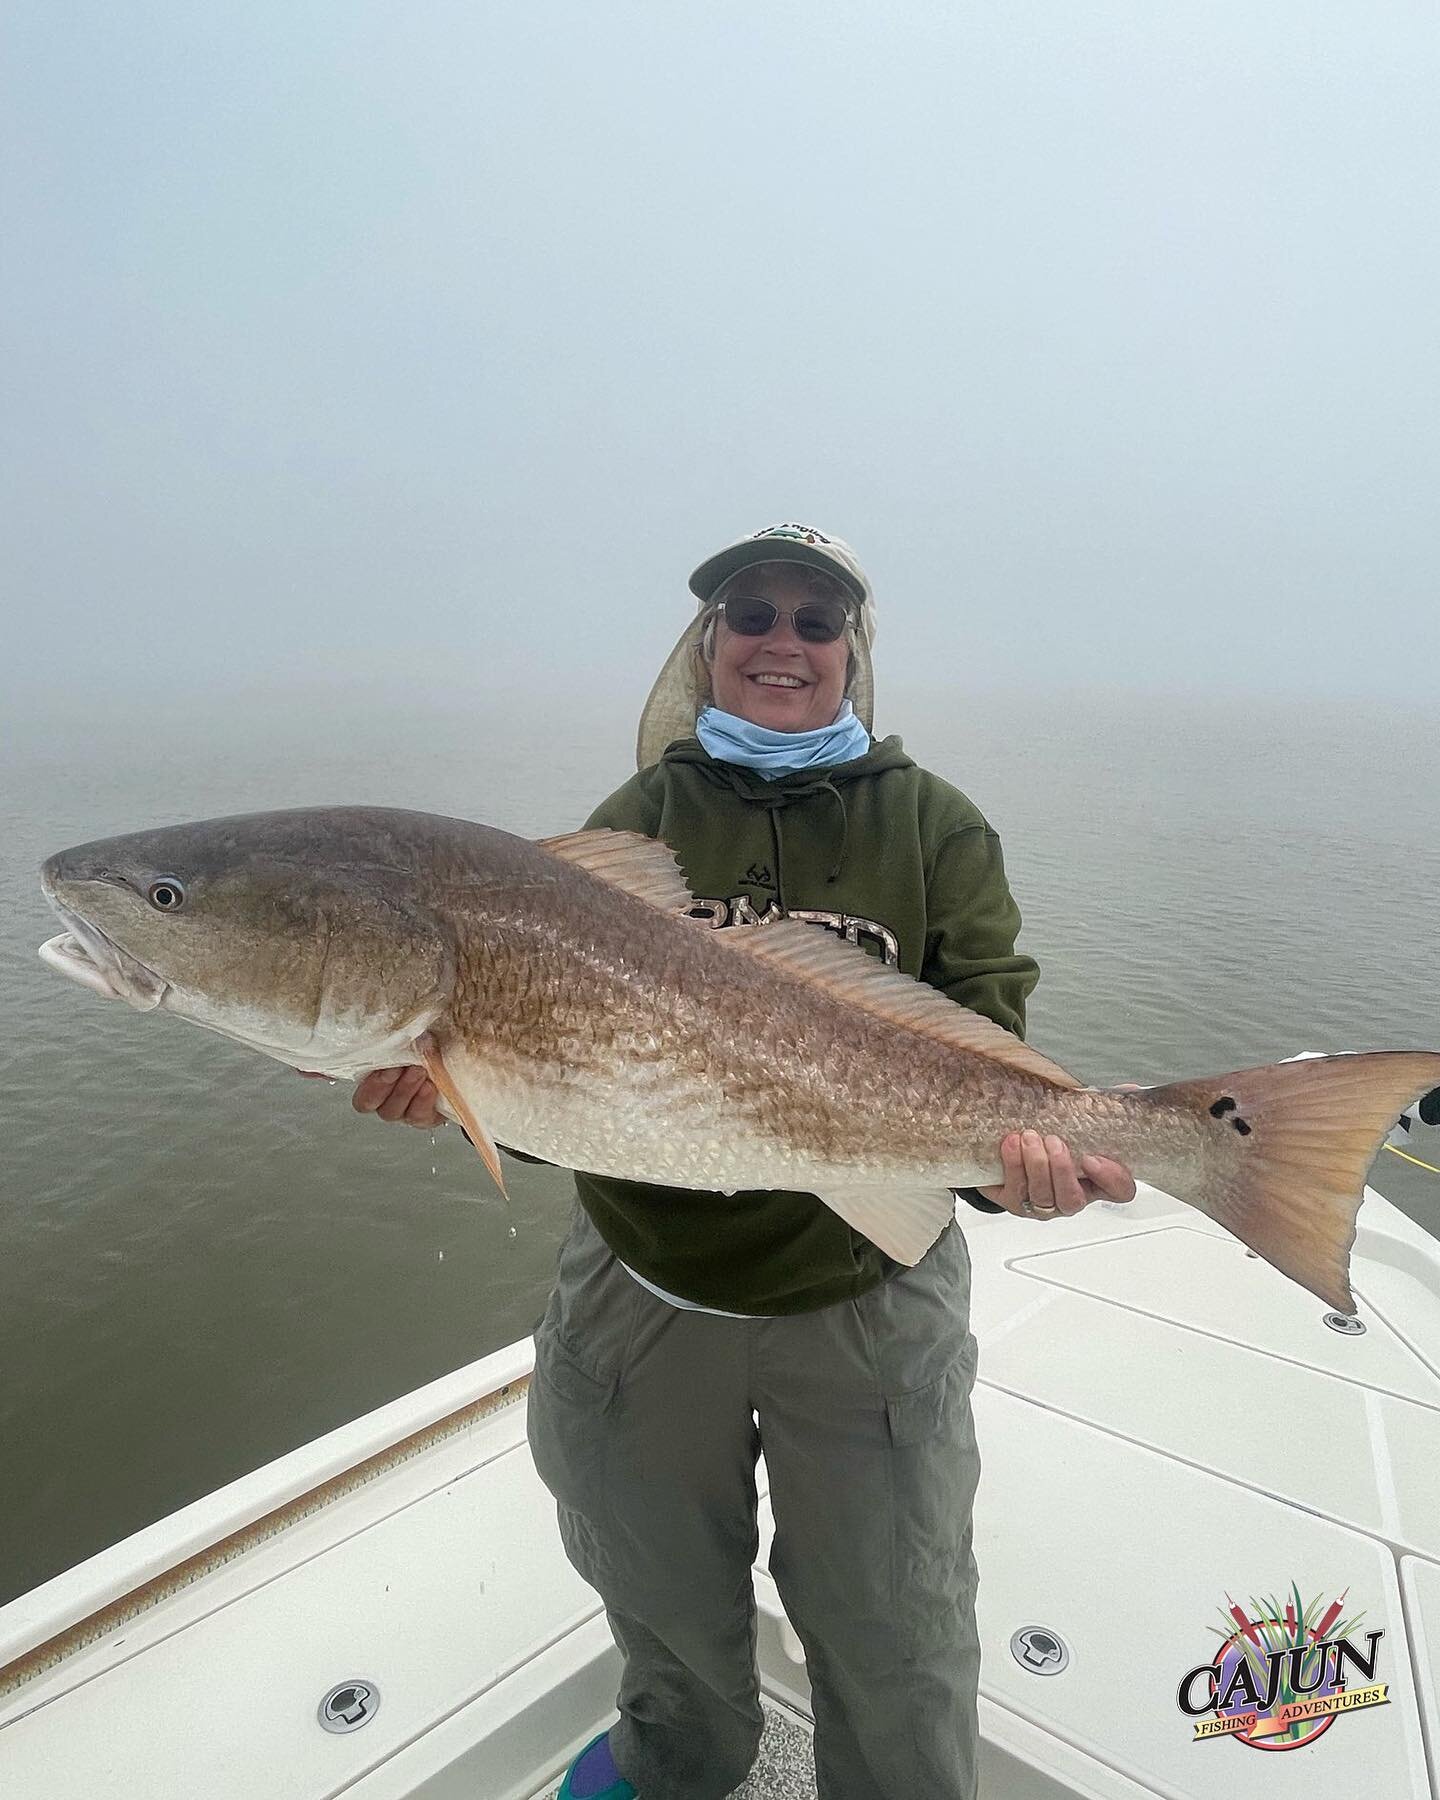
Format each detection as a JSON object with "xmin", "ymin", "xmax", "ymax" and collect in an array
[{"xmin": 717, "ymin": 594, "xmax": 851, "ymax": 644}]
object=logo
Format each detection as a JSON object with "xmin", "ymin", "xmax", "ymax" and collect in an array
[
  {"xmin": 686, "ymin": 896, "xmax": 900, "ymax": 965},
  {"xmin": 1176, "ymin": 1586, "xmax": 1388, "ymax": 1750},
  {"xmin": 752, "ymin": 522, "xmax": 833, "ymax": 546}
]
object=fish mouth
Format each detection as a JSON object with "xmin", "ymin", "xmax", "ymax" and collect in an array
[{"xmin": 38, "ymin": 904, "xmax": 168, "ymax": 1012}]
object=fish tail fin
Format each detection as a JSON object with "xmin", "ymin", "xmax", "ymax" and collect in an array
[{"xmin": 1148, "ymin": 1051, "xmax": 1440, "ymax": 1313}]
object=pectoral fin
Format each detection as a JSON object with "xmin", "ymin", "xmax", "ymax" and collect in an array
[
  {"xmin": 414, "ymin": 1032, "xmax": 509, "ymax": 1199},
  {"xmin": 816, "ymin": 1185, "xmax": 959, "ymax": 1265}
]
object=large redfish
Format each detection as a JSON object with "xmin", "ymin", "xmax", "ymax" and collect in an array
[{"xmin": 38, "ymin": 806, "xmax": 1440, "ymax": 1313}]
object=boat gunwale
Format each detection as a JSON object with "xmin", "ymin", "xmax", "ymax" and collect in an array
[{"xmin": 0, "ymin": 1345, "xmax": 534, "ymax": 1705}]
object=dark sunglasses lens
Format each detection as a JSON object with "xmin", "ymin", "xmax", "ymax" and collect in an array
[
  {"xmin": 724, "ymin": 597, "xmax": 779, "ymax": 635},
  {"xmin": 794, "ymin": 600, "xmax": 849, "ymax": 643}
]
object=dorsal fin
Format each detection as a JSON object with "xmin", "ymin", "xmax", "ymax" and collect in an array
[
  {"xmin": 720, "ymin": 917, "xmax": 1083, "ymax": 1090},
  {"xmin": 535, "ymin": 828, "xmax": 694, "ymax": 913},
  {"xmin": 535, "ymin": 830, "xmax": 1080, "ymax": 1089}
]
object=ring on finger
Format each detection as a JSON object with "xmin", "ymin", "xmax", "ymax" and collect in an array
[{"xmin": 1021, "ymin": 1196, "xmax": 1058, "ymax": 1219}]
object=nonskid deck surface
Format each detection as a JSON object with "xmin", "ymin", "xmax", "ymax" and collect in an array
[
  {"xmin": 713, "ymin": 1706, "xmax": 819, "ymax": 1800},
  {"xmin": 534, "ymin": 1701, "xmax": 819, "ymax": 1800},
  {"xmin": 2, "ymin": 1183, "xmax": 1438, "ymax": 1799}
]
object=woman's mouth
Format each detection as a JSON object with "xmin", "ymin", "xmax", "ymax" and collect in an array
[{"xmin": 749, "ymin": 673, "xmax": 808, "ymax": 691}]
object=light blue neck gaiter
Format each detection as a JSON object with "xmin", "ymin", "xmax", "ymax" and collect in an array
[{"xmin": 695, "ymin": 700, "xmax": 871, "ymax": 779}]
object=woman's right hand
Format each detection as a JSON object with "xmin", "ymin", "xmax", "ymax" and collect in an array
[{"xmin": 348, "ymin": 1066, "xmax": 446, "ymax": 1128}]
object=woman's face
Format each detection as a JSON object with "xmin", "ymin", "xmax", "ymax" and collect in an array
[{"xmin": 707, "ymin": 563, "xmax": 853, "ymax": 733}]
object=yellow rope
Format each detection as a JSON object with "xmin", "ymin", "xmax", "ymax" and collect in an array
[{"xmin": 1384, "ymin": 1142, "xmax": 1440, "ymax": 1177}]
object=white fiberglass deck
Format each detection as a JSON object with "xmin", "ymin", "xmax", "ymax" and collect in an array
[{"xmin": 2, "ymin": 1180, "xmax": 1438, "ymax": 1799}]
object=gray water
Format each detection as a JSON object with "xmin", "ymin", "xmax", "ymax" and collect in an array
[{"xmin": 3, "ymin": 687, "xmax": 1438, "ymax": 1607}]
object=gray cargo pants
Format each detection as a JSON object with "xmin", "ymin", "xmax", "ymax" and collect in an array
[{"xmin": 527, "ymin": 1204, "xmax": 982, "ymax": 1800}]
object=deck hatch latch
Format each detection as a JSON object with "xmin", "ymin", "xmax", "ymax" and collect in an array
[
  {"xmin": 1010, "ymin": 1626, "xmax": 1070, "ymax": 1676},
  {"xmin": 318, "ymin": 1680, "xmax": 381, "ymax": 1733}
]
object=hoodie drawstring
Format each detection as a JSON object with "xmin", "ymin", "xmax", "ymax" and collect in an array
[
  {"xmin": 759, "ymin": 778, "xmax": 849, "ymax": 909},
  {"xmin": 699, "ymin": 756, "xmax": 856, "ymax": 900},
  {"xmin": 820, "ymin": 779, "xmax": 848, "ymax": 883},
  {"xmin": 768, "ymin": 809, "xmax": 786, "ymax": 913}
]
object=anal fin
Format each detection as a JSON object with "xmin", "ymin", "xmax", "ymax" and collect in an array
[{"xmin": 816, "ymin": 1185, "xmax": 959, "ymax": 1265}]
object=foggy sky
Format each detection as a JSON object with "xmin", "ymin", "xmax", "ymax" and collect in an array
[{"xmin": 3, "ymin": 0, "xmax": 1437, "ymax": 726}]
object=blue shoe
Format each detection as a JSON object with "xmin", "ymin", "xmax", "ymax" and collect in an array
[{"xmin": 557, "ymin": 1728, "xmax": 637, "ymax": 1800}]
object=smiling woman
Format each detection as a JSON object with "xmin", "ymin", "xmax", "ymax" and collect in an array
[
  {"xmin": 704, "ymin": 563, "xmax": 855, "ymax": 735},
  {"xmin": 347, "ymin": 523, "xmax": 1074, "ymax": 1800}
]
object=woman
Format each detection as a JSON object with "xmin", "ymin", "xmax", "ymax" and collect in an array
[{"xmin": 354, "ymin": 524, "xmax": 1136, "ymax": 1800}]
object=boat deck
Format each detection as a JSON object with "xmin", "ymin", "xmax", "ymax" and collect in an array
[
  {"xmin": 536, "ymin": 1702, "xmax": 819, "ymax": 1800},
  {"xmin": 3, "ymin": 1180, "xmax": 1439, "ymax": 1798}
]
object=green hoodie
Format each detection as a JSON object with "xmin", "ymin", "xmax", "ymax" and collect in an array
[{"xmin": 570, "ymin": 734, "xmax": 1039, "ymax": 1314}]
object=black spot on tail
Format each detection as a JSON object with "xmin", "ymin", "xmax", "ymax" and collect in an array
[{"xmin": 1209, "ymin": 1094, "xmax": 1253, "ymax": 1137}]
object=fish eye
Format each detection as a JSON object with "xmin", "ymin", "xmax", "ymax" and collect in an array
[{"xmin": 147, "ymin": 878, "xmax": 186, "ymax": 911}]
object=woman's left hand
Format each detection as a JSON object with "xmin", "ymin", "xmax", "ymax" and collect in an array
[{"xmin": 977, "ymin": 1131, "xmax": 1137, "ymax": 1219}]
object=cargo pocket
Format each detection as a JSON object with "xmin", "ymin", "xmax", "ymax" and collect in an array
[
  {"xmin": 886, "ymin": 1349, "xmax": 982, "ymax": 1638},
  {"xmin": 884, "ymin": 1335, "xmax": 978, "ymax": 1449},
  {"xmin": 527, "ymin": 1323, "xmax": 620, "ymax": 1526}
]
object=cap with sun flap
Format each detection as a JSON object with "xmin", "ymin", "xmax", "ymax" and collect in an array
[{"xmin": 636, "ymin": 523, "xmax": 878, "ymax": 769}]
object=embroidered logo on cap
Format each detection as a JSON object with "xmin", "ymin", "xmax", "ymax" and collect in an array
[{"xmin": 752, "ymin": 523, "xmax": 833, "ymax": 546}]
